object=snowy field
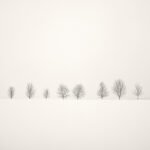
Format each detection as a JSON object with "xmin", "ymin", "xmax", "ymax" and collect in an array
[{"xmin": 0, "ymin": 99, "xmax": 150, "ymax": 150}]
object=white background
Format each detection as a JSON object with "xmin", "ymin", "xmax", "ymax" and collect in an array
[{"xmin": 0, "ymin": 100, "xmax": 150, "ymax": 150}]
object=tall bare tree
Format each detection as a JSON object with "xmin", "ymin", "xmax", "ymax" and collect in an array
[
  {"xmin": 73, "ymin": 84, "xmax": 85, "ymax": 99},
  {"xmin": 97, "ymin": 82, "xmax": 108, "ymax": 99},
  {"xmin": 43, "ymin": 89, "xmax": 50, "ymax": 99},
  {"xmin": 58, "ymin": 85, "xmax": 69, "ymax": 99},
  {"xmin": 8, "ymin": 86, "xmax": 15, "ymax": 99},
  {"xmin": 134, "ymin": 84, "xmax": 142, "ymax": 99},
  {"xmin": 26, "ymin": 83, "xmax": 35, "ymax": 99},
  {"xmin": 113, "ymin": 79, "xmax": 126, "ymax": 99}
]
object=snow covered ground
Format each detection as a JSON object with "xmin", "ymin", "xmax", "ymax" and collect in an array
[{"xmin": 0, "ymin": 99, "xmax": 150, "ymax": 150}]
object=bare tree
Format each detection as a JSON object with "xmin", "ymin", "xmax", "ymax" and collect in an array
[
  {"xmin": 43, "ymin": 89, "xmax": 50, "ymax": 99},
  {"xmin": 8, "ymin": 86, "xmax": 15, "ymax": 99},
  {"xmin": 58, "ymin": 85, "xmax": 69, "ymax": 99},
  {"xmin": 97, "ymin": 82, "xmax": 108, "ymax": 99},
  {"xmin": 26, "ymin": 83, "xmax": 35, "ymax": 99},
  {"xmin": 73, "ymin": 84, "xmax": 85, "ymax": 99},
  {"xmin": 113, "ymin": 79, "xmax": 126, "ymax": 99},
  {"xmin": 134, "ymin": 84, "xmax": 142, "ymax": 99}
]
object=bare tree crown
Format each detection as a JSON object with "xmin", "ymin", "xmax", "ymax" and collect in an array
[
  {"xmin": 26, "ymin": 83, "xmax": 35, "ymax": 99},
  {"xmin": 73, "ymin": 84, "xmax": 85, "ymax": 99},
  {"xmin": 97, "ymin": 82, "xmax": 108, "ymax": 99},
  {"xmin": 113, "ymin": 79, "xmax": 126, "ymax": 99},
  {"xmin": 58, "ymin": 85, "xmax": 69, "ymax": 99},
  {"xmin": 8, "ymin": 86, "xmax": 15, "ymax": 99},
  {"xmin": 43, "ymin": 89, "xmax": 49, "ymax": 99},
  {"xmin": 134, "ymin": 84, "xmax": 142, "ymax": 99}
]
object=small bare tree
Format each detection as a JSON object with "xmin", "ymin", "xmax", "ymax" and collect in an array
[
  {"xmin": 97, "ymin": 82, "xmax": 108, "ymax": 99},
  {"xmin": 58, "ymin": 85, "xmax": 69, "ymax": 99},
  {"xmin": 134, "ymin": 84, "xmax": 142, "ymax": 99},
  {"xmin": 73, "ymin": 84, "xmax": 85, "ymax": 99},
  {"xmin": 8, "ymin": 86, "xmax": 15, "ymax": 99},
  {"xmin": 26, "ymin": 83, "xmax": 35, "ymax": 99},
  {"xmin": 43, "ymin": 89, "xmax": 50, "ymax": 99},
  {"xmin": 113, "ymin": 79, "xmax": 126, "ymax": 99}
]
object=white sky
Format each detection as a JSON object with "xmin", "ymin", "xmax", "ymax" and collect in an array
[{"xmin": 0, "ymin": 0, "xmax": 150, "ymax": 99}]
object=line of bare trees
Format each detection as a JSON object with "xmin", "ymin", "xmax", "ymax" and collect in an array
[{"xmin": 7, "ymin": 80, "xmax": 143, "ymax": 100}]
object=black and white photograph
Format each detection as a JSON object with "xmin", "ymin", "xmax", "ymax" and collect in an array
[{"xmin": 0, "ymin": 0, "xmax": 150, "ymax": 149}]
